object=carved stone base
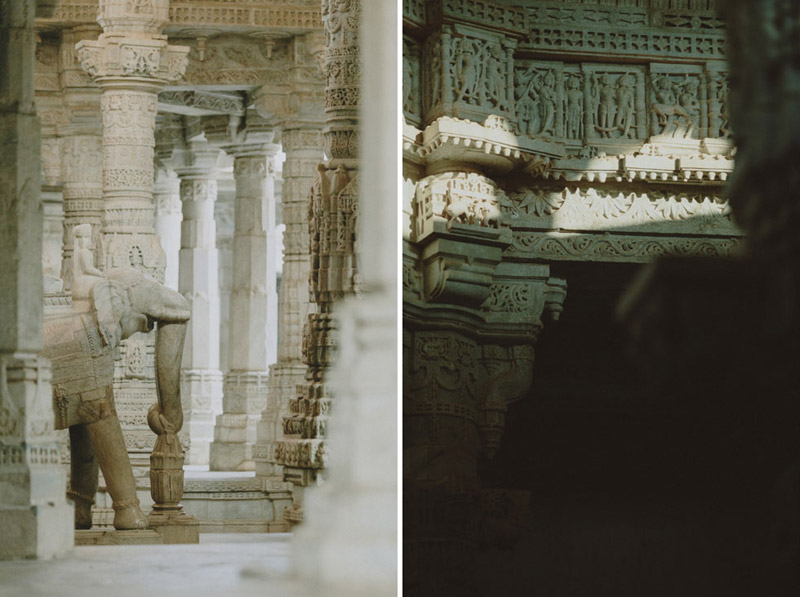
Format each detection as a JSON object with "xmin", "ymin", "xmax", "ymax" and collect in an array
[
  {"xmin": 209, "ymin": 425, "xmax": 255, "ymax": 471},
  {"xmin": 74, "ymin": 529, "xmax": 163, "ymax": 546},
  {"xmin": 209, "ymin": 371, "xmax": 267, "ymax": 471},
  {"xmin": 147, "ymin": 510, "xmax": 200, "ymax": 544},
  {"xmin": 0, "ymin": 503, "xmax": 74, "ymax": 559},
  {"xmin": 181, "ymin": 370, "xmax": 223, "ymax": 466}
]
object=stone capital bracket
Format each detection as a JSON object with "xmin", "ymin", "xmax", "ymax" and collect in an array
[
  {"xmin": 76, "ymin": 35, "xmax": 189, "ymax": 89},
  {"xmin": 157, "ymin": 90, "xmax": 245, "ymax": 117}
]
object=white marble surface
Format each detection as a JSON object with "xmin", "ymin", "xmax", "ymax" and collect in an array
[{"xmin": 0, "ymin": 534, "xmax": 297, "ymax": 597}]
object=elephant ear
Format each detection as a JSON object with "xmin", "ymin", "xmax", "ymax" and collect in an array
[{"xmin": 92, "ymin": 279, "xmax": 130, "ymax": 347}]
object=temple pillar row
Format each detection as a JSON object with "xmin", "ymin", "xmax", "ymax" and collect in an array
[
  {"xmin": 0, "ymin": 0, "xmax": 73, "ymax": 560},
  {"xmin": 210, "ymin": 137, "xmax": 278, "ymax": 472}
]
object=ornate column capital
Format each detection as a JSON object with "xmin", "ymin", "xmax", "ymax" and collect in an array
[
  {"xmin": 76, "ymin": 36, "xmax": 189, "ymax": 91},
  {"xmin": 76, "ymin": 0, "xmax": 188, "ymax": 94}
]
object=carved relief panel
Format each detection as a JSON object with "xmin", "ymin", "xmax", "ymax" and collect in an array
[
  {"xmin": 514, "ymin": 60, "xmax": 563, "ymax": 139},
  {"xmin": 648, "ymin": 63, "xmax": 707, "ymax": 140},
  {"xmin": 403, "ymin": 35, "xmax": 422, "ymax": 126},
  {"xmin": 583, "ymin": 63, "xmax": 647, "ymax": 141},
  {"xmin": 424, "ymin": 25, "xmax": 515, "ymax": 125}
]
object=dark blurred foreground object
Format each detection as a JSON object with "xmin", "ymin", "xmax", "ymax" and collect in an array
[{"xmin": 619, "ymin": 1, "xmax": 800, "ymax": 594}]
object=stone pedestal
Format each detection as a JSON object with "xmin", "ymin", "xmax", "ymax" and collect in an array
[{"xmin": 211, "ymin": 138, "xmax": 278, "ymax": 471}]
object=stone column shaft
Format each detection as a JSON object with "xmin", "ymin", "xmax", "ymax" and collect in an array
[
  {"xmin": 57, "ymin": 26, "xmax": 103, "ymax": 291},
  {"xmin": 176, "ymin": 158, "xmax": 222, "ymax": 467},
  {"xmin": 77, "ymin": 0, "xmax": 189, "ymax": 468},
  {"xmin": 153, "ymin": 168, "xmax": 181, "ymax": 291},
  {"xmin": 0, "ymin": 0, "xmax": 73, "ymax": 560},
  {"xmin": 59, "ymin": 133, "xmax": 103, "ymax": 289},
  {"xmin": 256, "ymin": 127, "xmax": 322, "ymax": 478},
  {"xmin": 211, "ymin": 143, "xmax": 278, "ymax": 471},
  {"xmin": 273, "ymin": 0, "xmax": 361, "ymax": 489}
]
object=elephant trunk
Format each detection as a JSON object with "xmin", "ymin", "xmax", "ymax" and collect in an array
[{"xmin": 148, "ymin": 320, "xmax": 187, "ymax": 435}]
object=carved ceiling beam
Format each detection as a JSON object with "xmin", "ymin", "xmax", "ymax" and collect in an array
[
  {"xmin": 157, "ymin": 90, "xmax": 245, "ymax": 117},
  {"xmin": 38, "ymin": 0, "xmax": 322, "ymax": 34},
  {"xmin": 37, "ymin": 0, "xmax": 61, "ymax": 18}
]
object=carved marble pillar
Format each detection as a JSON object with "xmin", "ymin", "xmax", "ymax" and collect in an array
[
  {"xmin": 174, "ymin": 141, "xmax": 222, "ymax": 467},
  {"xmin": 274, "ymin": 0, "xmax": 362, "ymax": 489},
  {"xmin": 290, "ymin": 0, "xmax": 396, "ymax": 591},
  {"xmin": 153, "ymin": 167, "xmax": 180, "ymax": 291},
  {"xmin": 57, "ymin": 26, "xmax": 103, "ymax": 293},
  {"xmin": 76, "ymin": 0, "xmax": 188, "ymax": 470},
  {"xmin": 210, "ymin": 136, "xmax": 278, "ymax": 471},
  {"xmin": 215, "ymin": 193, "xmax": 234, "ymax": 373},
  {"xmin": 42, "ymin": 188, "xmax": 65, "ymax": 293},
  {"xmin": 0, "ymin": 0, "xmax": 73, "ymax": 560},
  {"xmin": 255, "ymin": 126, "xmax": 322, "ymax": 478}
]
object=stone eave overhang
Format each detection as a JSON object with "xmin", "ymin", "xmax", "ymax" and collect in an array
[{"xmin": 407, "ymin": 116, "xmax": 565, "ymax": 175}]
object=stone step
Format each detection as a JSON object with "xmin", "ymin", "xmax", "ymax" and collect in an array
[
  {"xmin": 75, "ymin": 529, "xmax": 164, "ymax": 546},
  {"xmin": 86, "ymin": 472, "xmax": 295, "ymax": 533}
]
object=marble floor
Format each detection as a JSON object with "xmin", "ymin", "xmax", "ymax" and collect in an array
[{"xmin": 0, "ymin": 534, "xmax": 301, "ymax": 597}]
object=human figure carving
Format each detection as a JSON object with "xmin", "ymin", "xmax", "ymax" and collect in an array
[
  {"xmin": 615, "ymin": 74, "xmax": 636, "ymax": 138},
  {"xmin": 71, "ymin": 223, "xmax": 104, "ymax": 302},
  {"xmin": 593, "ymin": 73, "xmax": 618, "ymax": 137},
  {"xmin": 539, "ymin": 71, "xmax": 557, "ymax": 135},
  {"xmin": 486, "ymin": 45, "xmax": 505, "ymax": 108},
  {"xmin": 515, "ymin": 67, "xmax": 541, "ymax": 136},
  {"xmin": 565, "ymin": 75, "xmax": 584, "ymax": 139},
  {"xmin": 455, "ymin": 39, "xmax": 478, "ymax": 103},
  {"xmin": 650, "ymin": 74, "xmax": 694, "ymax": 138}
]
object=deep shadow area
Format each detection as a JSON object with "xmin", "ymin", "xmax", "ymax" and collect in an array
[{"xmin": 476, "ymin": 259, "xmax": 800, "ymax": 596}]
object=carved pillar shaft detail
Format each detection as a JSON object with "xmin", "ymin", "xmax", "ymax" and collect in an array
[
  {"xmin": 256, "ymin": 127, "xmax": 322, "ymax": 478},
  {"xmin": 175, "ymin": 155, "xmax": 222, "ymax": 468},
  {"xmin": 275, "ymin": 0, "xmax": 361, "ymax": 487},
  {"xmin": 0, "ymin": 0, "xmax": 73, "ymax": 560},
  {"xmin": 211, "ymin": 142, "xmax": 278, "ymax": 472}
]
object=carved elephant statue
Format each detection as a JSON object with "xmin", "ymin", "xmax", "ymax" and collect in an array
[{"xmin": 41, "ymin": 267, "xmax": 190, "ymax": 530}]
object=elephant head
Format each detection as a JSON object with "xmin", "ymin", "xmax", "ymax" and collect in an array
[{"xmin": 93, "ymin": 267, "xmax": 191, "ymax": 433}]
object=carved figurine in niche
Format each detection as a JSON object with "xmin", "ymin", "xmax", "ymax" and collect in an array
[
  {"xmin": 614, "ymin": 74, "xmax": 637, "ymax": 138},
  {"xmin": 403, "ymin": 52, "xmax": 415, "ymax": 114},
  {"xmin": 650, "ymin": 74, "xmax": 697, "ymax": 139},
  {"xmin": 71, "ymin": 224, "xmax": 103, "ymax": 302},
  {"xmin": 592, "ymin": 73, "xmax": 618, "ymax": 137},
  {"xmin": 485, "ymin": 45, "xmax": 506, "ymax": 109},
  {"xmin": 429, "ymin": 45, "xmax": 442, "ymax": 110},
  {"xmin": 539, "ymin": 71, "xmax": 557, "ymax": 135},
  {"xmin": 716, "ymin": 77, "xmax": 731, "ymax": 138},
  {"xmin": 515, "ymin": 68, "xmax": 541, "ymax": 136},
  {"xmin": 678, "ymin": 77, "xmax": 701, "ymax": 134},
  {"xmin": 515, "ymin": 67, "xmax": 556, "ymax": 137},
  {"xmin": 42, "ymin": 231, "xmax": 191, "ymax": 530},
  {"xmin": 454, "ymin": 39, "xmax": 479, "ymax": 104},
  {"xmin": 565, "ymin": 74, "xmax": 584, "ymax": 139}
]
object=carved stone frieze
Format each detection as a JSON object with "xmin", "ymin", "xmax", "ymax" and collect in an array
[
  {"xmin": 500, "ymin": 185, "xmax": 740, "ymax": 237},
  {"xmin": 42, "ymin": 0, "xmax": 324, "ymax": 32},
  {"xmin": 507, "ymin": 231, "xmax": 739, "ymax": 263}
]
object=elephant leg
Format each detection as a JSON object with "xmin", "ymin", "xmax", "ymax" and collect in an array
[
  {"xmin": 68, "ymin": 424, "xmax": 99, "ymax": 530},
  {"xmin": 85, "ymin": 416, "xmax": 148, "ymax": 530}
]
